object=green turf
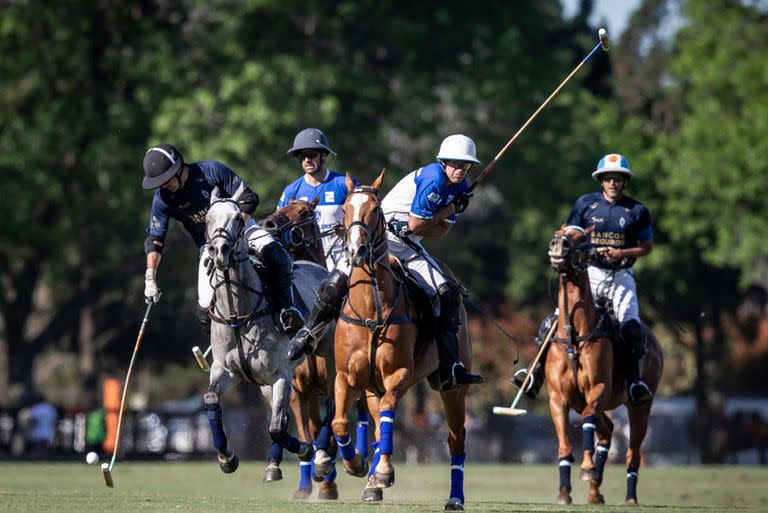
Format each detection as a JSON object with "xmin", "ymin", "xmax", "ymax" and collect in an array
[{"xmin": 1, "ymin": 462, "xmax": 766, "ymax": 512}]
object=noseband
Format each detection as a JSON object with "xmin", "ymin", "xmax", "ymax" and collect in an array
[
  {"xmin": 207, "ymin": 198, "xmax": 246, "ymax": 262},
  {"xmin": 551, "ymin": 225, "xmax": 593, "ymax": 274}
]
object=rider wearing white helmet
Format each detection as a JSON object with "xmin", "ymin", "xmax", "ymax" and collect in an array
[{"xmin": 514, "ymin": 153, "xmax": 654, "ymax": 405}]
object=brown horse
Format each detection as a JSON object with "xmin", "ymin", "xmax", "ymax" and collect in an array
[
  {"xmin": 546, "ymin": 225, "xmax": 663, "ymax": 505},
  {"xmin": 259, "ymin": 199, "xmax": 376, "ymax": 500},
  {"xmin": 328, "ymin": 171, "xmax": 473, "ymax": 510}
]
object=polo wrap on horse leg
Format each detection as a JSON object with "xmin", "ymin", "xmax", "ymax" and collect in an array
[
  {"xmin": 450, "ymin": 452, "xmax": 466, "ymax": 505},
  {"xmin": 559, "ymin": 455, "xmax": 574, "ymax": 492},
  {"xmin": 582, "ymin": 414, "xmax": 597, "ymax": 453},
  {"xmin": 286, "ymin": 269, "xmax": 348, "ymax": 360},
  {"xmin": 621, "ymin": 319, "xmax": 653, "ymax": 405},
  {"xmin": 626, "ymin": 466, "xmax": 639, "ymax": 502},
  {"xmin": 260, "ymin": 241, "xmax": 305, "ymax": 338},
  {"xmin": 435, "ymin": 283, "xmax": 483, "ymax": 390},
  {"xmin": 513, "ymin": 311, "xmax": 556, "ymax": 399},
  {"xmin": 379, "ymin": 410, "xmax": 395, "ymax": 455},
  {"xmin": 204, "ymin": 392, "xmax": 228, "ymax": 454}
]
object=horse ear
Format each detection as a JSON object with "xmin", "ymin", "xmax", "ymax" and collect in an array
[
  {"xmin": 231, "ymin": 182, "xmax": 246, "ymax": 202},
  {"xmin": 346, "ymin": 173, "xmax": 355, "ymax": 193},
  {"xmin": 372, "ymin": 168, "xmax": 386, "ymax": 192},
  {"xmin": 309, "ymin": 197, "xmax": 320, "ymax": 207},
  {"xmin": 210, "ymin": 186, "xmax": 221, "ymax": 204}
]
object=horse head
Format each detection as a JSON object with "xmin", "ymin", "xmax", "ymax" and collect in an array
[
  {"xmin": 342, "ymin": 170, "xmax": 386, "ymax": 268},
  {"xmin": 260, "ymin": 197, "xmax": 320, "ymax": 248},
  {"xmin": 206, "ymin": 184, "xmax": 247, "ymax": 270},
  {"xmin": 548, "ymin": 225, "xmax": 594, "ymax": 274}
]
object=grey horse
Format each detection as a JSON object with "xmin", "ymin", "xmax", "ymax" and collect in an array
[{"xmin": 203, "ymin": 184, "xmax": 327, "ymax": 478}]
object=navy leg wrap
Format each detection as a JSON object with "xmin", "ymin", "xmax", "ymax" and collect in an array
[
  {"xmin": 558, "ymin": 455, "xmax": 574, "ymax": 491},
  {"xmin": 356, "ymin": 410, "xmax": 369, "ymax": 458},
  {"xmin": 267, "ymin": 441, "xmax": 283, "ymax": 463},
  {"xmin": 368, "ymin": 441, "xmax": 381, "ymax": 478},
  {"xmin": 323, "ymin": 465, "xmax": 337, "ymax": 483},
  {"xmin": 594, "ymin": 443, "xmax": 610, "ymax": 484},
  {"xmin": 205, "ymin": 404, "xmax": 228, "ymax": 453},
  {"xmin": 626, "ymin": 467, "xmax": 639, "ymax": 501},
  {"xmin": 582, "ymin": 415, "xmax": 597, "ymax": 453},
  {"xmin": 299, "ymin": 461, "xmax": 312, "ymax": 489},
  {"xmin": 379, "ymin": 410, "xmax": 395, "ymax": 455},
  {"xmin": 450, "ymin": 453, "xmax": 466, "ymax": 504},
  {"xmin": 315, "ymin": 424, "xmax": 332, "ymax": 451},
  {"xmin": 335, "ymin": 435, "xmax": 356, "ymax": 462},
  {"xmin": 283, "ymin": 434, "xmax": 301, "ymax": 454}
]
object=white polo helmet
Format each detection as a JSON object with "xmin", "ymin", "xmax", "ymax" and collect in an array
[
  {"xmin": 436, "ymin": 134, "xmax": 481, "ymax": 164},
  {"xmin": 592, "ymin": 153, "xmax": 634, "ymax": 180}
]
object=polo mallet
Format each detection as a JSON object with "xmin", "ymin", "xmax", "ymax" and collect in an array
[
  {"xmin": 493, "ymin": 319, "xmax": 557, "ymax": 416},
  {"xmin": 102, "ymin": 299, "xmax": 156, "ymax": 488},
  {"xmin": 468, "ymin": 28, "xmax": 609, "ymax": 193},
  {"xmin": 192, "ymin": 345, "xmax": 212, "ymax": 372}
]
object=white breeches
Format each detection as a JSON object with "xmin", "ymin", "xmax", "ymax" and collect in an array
[
  {"xmin": 385, "ymin": 233, "xmax": 445, "ymax": 316},
  {"xmin": 587, "ymin": 266, "xmax": 639, "ymax": 324},
  {"xmin": 198, "ymin": 219, "xmax": 276, "ymax": 308}
]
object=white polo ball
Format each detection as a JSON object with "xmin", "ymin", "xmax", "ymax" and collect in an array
[{"xmin": 86, "ymin": 451, "xmax": 99, "ymax": 465}]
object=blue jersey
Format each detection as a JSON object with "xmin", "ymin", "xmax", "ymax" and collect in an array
[
  {"xmin": 146, "ymin": 160, "xmax": 245, "ymax": 249},
  {"xmin": 567, "ymin": 192, "xmax": 653, "ymax": 268},
  {"xmin": 382, "ymin": 162, "xmax": 469, "ymax": 226}
]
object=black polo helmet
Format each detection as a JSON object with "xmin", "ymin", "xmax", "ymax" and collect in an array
[
  {"xmin": 286, "ymin": 128, "xmax": 332, "ymax": 157},
  {"xmin": 142, "ymin": 144, "xmax": 184, "ymax": 189}
]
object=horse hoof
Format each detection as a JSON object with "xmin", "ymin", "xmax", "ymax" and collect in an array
[
  {"xmin": 362, "ymin": 486, "xmax": 383, "ymax": 502},
  {"xmin": 297, "ymin": 442, "xmax": 314, "ymax": 462},
  {"xmin": 344, "ymin": 455, "xmax": 369, "ymax": 478},
  {"xmin": 556, "ymin": 493, "xmax": 572, "ymax": 505},
  {"xmin": 319, "ymin": 481, "xmax": 339, "ymax": 500},
  {"xmin": 293, "ymin": 487, "xmax": 312, "ymax": 501},
  {"xmin": 373, "ymin": 469, "xmax": 395, "ymax": 488},
  {"xmin": 579, "ymin": 468, "xmax": 596, "ymax": 481},
  {"xmin": 262, "ymin": 461, "xmax": 283, "ymax": 483},
  {"xmin": 624, "ymin": 498, "xmax": 639, "ymax": 506},
  {"xmin": 444, "ymin": 497, "xmax": 464, "ymax": 511},
  {"xmin": 588, "ymin": 493, "xmax": 605, "ymax": 505},
  {"xmin": 218, "ymin": 450, "xmax": 239, "ymax": 474}
]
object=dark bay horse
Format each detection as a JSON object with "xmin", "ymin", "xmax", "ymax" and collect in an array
[
  {"xmin": 328, "ymin": 171, "xmax": 473, "ymax": 510},
  {"xmin": 259, "ymin": 199, "xmax": 375, "ymax": 500},
  {"xmin": 546, "ymin": 225, "xmax": 663, "ymax": 505}
]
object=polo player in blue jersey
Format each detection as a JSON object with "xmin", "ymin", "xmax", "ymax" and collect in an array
[
  {"xmin": 141, "ymin": 143, "xmax": 304, "ymax": 337},
  {"xmin": 514, "ymin": 153, "xmax": 654, "ymax": 405}
]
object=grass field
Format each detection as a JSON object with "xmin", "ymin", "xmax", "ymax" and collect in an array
[{"xmin": 1, "ymin": 461, "xmax": 766, "ymax": 512}]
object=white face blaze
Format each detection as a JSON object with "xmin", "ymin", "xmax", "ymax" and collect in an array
[{"xmin": 347, "ymin": 193, "xmax": 369, "ymax": 251}]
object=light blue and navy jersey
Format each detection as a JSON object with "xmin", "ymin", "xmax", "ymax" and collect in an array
[
  {"xmin": 567, "ymin": 191, "xmax": 653, "ymax": 268},
  {"xmin": 277, "ymin": 170, "xmax": 357, "ymax": 265},
  {"xmin": 382, "ymin": 162, "xmax": 469, "ymax": 226},
  {"xmin": 147, "ymin": 160, "xmax": 244, "ymax": 249}
]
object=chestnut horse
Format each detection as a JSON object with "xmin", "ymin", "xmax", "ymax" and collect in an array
[
  {"xmin": 327, "ymin": 171, "xmax": 473, "ymax": 510},
  {"xmin": 259, "ymin": 199, "xmax": 375, "ymax": 500},
  {"xmin": 546, "ymin": 225, "xmax": 663, "ymax": 505}
]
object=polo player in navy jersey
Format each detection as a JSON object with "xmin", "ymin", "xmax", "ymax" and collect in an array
[
  {"xmin": 514, "ymin": 153, "xmax": 654, "ymax": 405},
  {"xmin": 141, "ymin": 143, "xmax": 304, "ymax": 337}
]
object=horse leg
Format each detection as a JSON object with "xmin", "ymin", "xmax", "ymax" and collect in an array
[
  {"xmin": 314, "ymin": 399, "xmax": 339, "ymax": 492},
  {"xmin": 371, "ymin": 368, "xmax": 410, "ymax": 489},
  {"xmin": 204, "ymin": 362, "xmax": 241, "ymax": 474},
  {"xmin": 587, "ymin": 412, "xmax": 613, "ymax": 504},
  {"xmin": 332, "ymin": 371, "xmax": 368, "ymax": 477},
  {"xmin": 362, "ymin": 391, "xmax": 384, "ymax": 502},
  {"xmin": 355, "ymin": 392, "xmax": 370, "ymax": 459},
  {"xmin": 289, "ymin": 389, "xmax": 312, "ymax": 498},
  {"xmin": 624, "ymin": 403, "xmax": 651, "ymax": 505},
  {"xmin": 549, "ymin": 396, "xmax": 574, "ymax": 505},
  {"xmin": 439, "ymin": 385, "xmax": 469, "ymax": 511}
]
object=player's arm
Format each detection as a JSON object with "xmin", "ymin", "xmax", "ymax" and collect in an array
[{"xmin": 408, "ymin": 204, "xmax": 455, "ymax": 238}]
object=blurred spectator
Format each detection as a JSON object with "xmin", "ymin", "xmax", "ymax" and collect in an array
[{"xmin": 22, "ymin": 394, "xmax": 58, "ymax": 459}]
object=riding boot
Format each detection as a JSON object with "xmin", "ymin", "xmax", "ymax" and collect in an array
[
  {"xmin": 260, "ymin": 241, "xmax": 305, "ymax": 338},
  {"xmin": 621, "ymin": 319, "xmax": 653, "ymax": 406},
  {"xmin": 285, "ymin": 269, "xmax": 349, "ymax": 361},
  {"xmin": 197, "ymin": 305, "xmax": 211, "ymax": 334},
  {"xmin": 512, "ymin": 312, "xmax": 556, "ymax": 399},
  {"xmin": 435, "ymin": 283, "xmax": 484, "ymax": 391}
]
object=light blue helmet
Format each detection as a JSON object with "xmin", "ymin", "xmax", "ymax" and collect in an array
[{"xmin": 592, "ymin": 153, "xmax": 634, "ymax": 181}]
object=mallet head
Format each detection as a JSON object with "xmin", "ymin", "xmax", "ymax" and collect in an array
[
  {"xmin": 101, "ymin": 462, "xmax": 114, "ymax": 488},
  {"xmin": 599, "ymin": 28, "xmax": 609, "ymax": 51}
]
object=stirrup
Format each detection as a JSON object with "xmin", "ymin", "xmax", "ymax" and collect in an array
[
  {"xmin": 279, "ymin": 307, "xmax": 305, "ymax": 337},
  {"xmin": 628, "ymin": 381, "xmax": 653, "ymax": 406},
  {"xmin": 441, "ymin": 363, "xmax": 483, "ymax": 391},
  {"xmin": 197, "ymin": 305, "xmax": 211, "ymax": 334},
  {"xmin": 511, "ymin": 368, "xmax": 541, "ymax": 400}
]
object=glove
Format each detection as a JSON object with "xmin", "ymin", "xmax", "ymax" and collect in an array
[
  {"xmin": 144, "ymin": 268, "xmax": 162, "ymax": 303},
  {"xmin": 451, "ymin": 192, "xmax": 473, "ymax": 214},
  {"xmin": 388, "ymin": 220, "xmax": 412, "ymax": 238}
]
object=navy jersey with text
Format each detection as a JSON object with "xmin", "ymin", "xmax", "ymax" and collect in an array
[
  {"xmin": 567, "ymin": 192, "xmax": 653, "ymax": 267},
  {"xmin": 382, "ymin": 162, "xmax": 469, "ymax": 225},
  {"xmin": 146, "ymin": 160, "xmax": 244, "ymax": 249}
]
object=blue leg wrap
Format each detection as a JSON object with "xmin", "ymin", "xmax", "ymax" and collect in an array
[
  {"xmin": 558, "ymin": 455, "xmax": 574, "ymax": 491},
  {"xmin": 450, "ymin": 453, "xmax": 466, "ymax": 504},
  {"xmin": 379, "ymin": 410, "xmax": 395, "ymax": 455},
  {"xmin": 594, "ymin": 443, "xmax": 610, "ymax": 483},
  {"xmin": 355, "ymin": 410, "xmax": 369, "ymax": 458},
  {"xmin": 368, "ymin": 441, "xmax": 381, "ymax": 478},
  {"xmin": 582, "ymin": 415, "xmax": 597, "ymax": 453},
  {"xmin": 323, "ymin": 465, "xmax": 337, "ymax": 483},
  {"xmin": 283, "ymin": 434, "xmax": 301, "ymax": 454},
  {"xmin": 316, "ymin": 419, "xmax": 333, "ymax": 451},
  {"xmin": 299, "ymin": 461, "xmax": 312, "ymax": 489},
  {"xmin": 335, "ymin": 435, "xmax": 356, "ymax": 462},
  {"xmin": 626, "ymin": 467, "xmax": 639, "ymax": 501},
  {"xmin": 267, "ymin": 441, "xmax": 283, "ymax": 463},
  {"xmin": 205, "ymin": 404, "xmax": 227, "ymax": 453}
]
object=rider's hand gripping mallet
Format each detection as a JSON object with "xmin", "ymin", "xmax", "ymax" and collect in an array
[
  {"xmin": 493, "ymin": 319, "xmax": 558, "ymax": 416},
  {"xmin": 102, "ymin": 299, "xmax": 156, "ymax": 487},
  {"xmin": 192, "ymin": 345, "xmax": 212, "ymax": 372},
  {"xmin": 468, "ymin": 28, "xmax": 610, "ymax": 193}
]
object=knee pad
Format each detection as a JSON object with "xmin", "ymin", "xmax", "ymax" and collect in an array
[
  {"xmin": 536, "ymin": 312, "xmax": 558, "ymax": 345},
  {"xmin": 203, "ymin": 392, "xmax": 220, "ymax": 406},
  {"xmin": 261, "ymin": 241, "xmax": 294, "ymax": 285},
  {"xmin": 437, "ymin": 282, "xmax": 462, "ymax": 331},
  {"xmin": 318, "ymin": 270, "xmax": 349, "ymax": 304},
  {"xmin": 621, "ymin": 319, "xmax": 646, "ymax": 358}
]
